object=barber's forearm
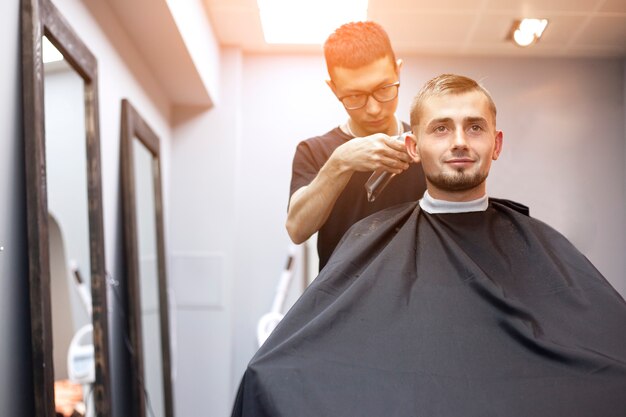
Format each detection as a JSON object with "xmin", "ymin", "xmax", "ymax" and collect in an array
[
  {"xmin": 286, "ymin": 164, "xmax": 353, "ymax": 243},
  {"xmin": 286, "ymin": 190, "xmax": 332, "ymax": 244}
]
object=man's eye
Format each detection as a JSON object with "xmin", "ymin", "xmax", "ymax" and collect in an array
[
  {"xmin": 470, "ymin": 125, "xmax": 483, "ymax": 132},
  {"xmin": 435, "ymin": 126, "xmax": 447, "ymax": 133}
]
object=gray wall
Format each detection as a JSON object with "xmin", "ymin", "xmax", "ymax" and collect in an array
[{"xmin": 0, "ymin": 0, "xmax": 35, "ymax": 415}]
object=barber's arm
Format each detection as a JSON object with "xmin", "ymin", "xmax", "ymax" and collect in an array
[{"xmin": 286, "ymin": 134, "xmax": 410, "ymax": 244}]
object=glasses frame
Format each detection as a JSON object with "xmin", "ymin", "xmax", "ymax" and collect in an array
[{"xmin": 337, "ymin": 81, "xmax": 401, "ymax": 110}]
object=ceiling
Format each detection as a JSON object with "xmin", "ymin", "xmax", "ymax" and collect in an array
[{"xmin": 203, "ymin": 0, "xmax": 626, "ymax": 57}]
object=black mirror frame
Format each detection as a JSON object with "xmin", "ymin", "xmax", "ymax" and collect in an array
[
  {"xmin": 120, "ymin": 98, "xmax": 175, "ymax": 417},
  {"xmin": 21, "ymin": 0, "xmax": 111, "ymax": 416}
]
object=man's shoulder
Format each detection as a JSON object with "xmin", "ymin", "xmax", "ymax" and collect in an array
[
  {"xmin": 327, "ymin": 201, "xmax": 419, "ymax": 267},
  {"xmin": 290, "ymin": 126, "xmax": 349, "ymax": 194},
  {"xmin": 298, "ymin": 126, "xmax": 348, "ymax": 148},
  {"xmin": 489, "ymin": 198, "xmax": 530, "ymax": 216},
  {"xmin": 342, "ymin": 201, "xmax": 419, "ymax": 240},
  {"xmin": 488, "ymin": 197, "xmax": 572, "ymax": 242},
  {"xmin": 293, "ymin": 127, "xmax": 349, "ymax": 167}
]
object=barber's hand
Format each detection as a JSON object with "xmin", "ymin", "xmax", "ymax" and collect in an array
[{"xmin": 332, "ymin": 133, "xmax": 412, "ymax": 174}]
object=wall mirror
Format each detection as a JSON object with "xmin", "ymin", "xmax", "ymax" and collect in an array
[
  {"xmin": 120, "ymin": 99, "xmax": 175, "ymax": 417},
  {"xmin": 21, "ymin": 0, "xmax": 111, "ymax": 416}
]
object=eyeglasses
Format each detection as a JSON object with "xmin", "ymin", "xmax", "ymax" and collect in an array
[{"xmin": 337, "ymin": 81, "xmax": 400, "ymax": 110}]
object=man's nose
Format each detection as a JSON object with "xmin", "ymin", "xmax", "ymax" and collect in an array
[
  {"xmin": 451, "ymin": 128, "xmax": 469, "ymax": 149},
  {"xmin": 364, "ymin": 94, "xmax": 382, "ymax": 115}
]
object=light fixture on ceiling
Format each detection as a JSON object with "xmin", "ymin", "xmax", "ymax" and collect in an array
[
  {"xmin": 509, "ymin": 18, "xmax": 548, "ymax": 47},
  {"xmin": 257, "ymin": 0, "xmax": 368, "ymax": 45}
]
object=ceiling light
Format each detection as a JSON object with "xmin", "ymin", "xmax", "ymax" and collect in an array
[
  {"xmin": 42, "ymin": 36, "xmax": 64, "ymax": 63},
  {"xmin": 509, "ymin": 18, "xmax": 548, "ymax": 47},
  {"xmin": 257, "ymin": 0, "xmax": 368, "ymax": 44}
]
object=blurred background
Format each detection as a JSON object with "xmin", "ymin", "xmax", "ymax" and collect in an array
[{"xmin": 2, "ymin": 0, "xmax": 625, "ymax": 416}]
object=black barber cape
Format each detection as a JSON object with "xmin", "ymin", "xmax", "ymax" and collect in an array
[{"xmin": 232, "ymin": 199, "xmax": 626, "ymax": 417}]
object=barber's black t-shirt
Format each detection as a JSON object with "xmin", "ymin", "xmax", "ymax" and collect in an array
[{"xmin": 289, "ymin": 125, "xmax": 426, "ymax": 270}]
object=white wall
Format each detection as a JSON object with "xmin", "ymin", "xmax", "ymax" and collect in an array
[
  {"xmin": 169, "ymin": 47, "xmax": 242, "ymax": 417},
  {"xmin": 165, "ymin": 0, "xmax": 222, "ymax": 106}
]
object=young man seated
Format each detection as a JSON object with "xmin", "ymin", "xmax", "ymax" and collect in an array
[{"xmin": 232, "ymin": 74, "xmax": 626, "ymax": 417}]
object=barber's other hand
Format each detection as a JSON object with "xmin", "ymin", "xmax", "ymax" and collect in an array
[{"xmin": 332, "ymin": 133, "xmax": 411, "ymax": 174}]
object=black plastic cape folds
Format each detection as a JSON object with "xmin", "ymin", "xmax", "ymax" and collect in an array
[{"xmin": 232, "ymin": 199, "xmax": 626, "ymax": 417}]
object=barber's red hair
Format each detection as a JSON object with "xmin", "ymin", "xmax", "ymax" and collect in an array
[{"xmin": 324, "ymin": 21, "xmax": 397, "ymax": 79}]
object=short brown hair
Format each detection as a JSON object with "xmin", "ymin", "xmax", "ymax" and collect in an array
[
  {"xmin": 410, "ymin": 74, "xmax": 497, "ymax": 131},
  {"xmin": 323, "ymin": 21, "xmax": 397, "ymax": 79}
]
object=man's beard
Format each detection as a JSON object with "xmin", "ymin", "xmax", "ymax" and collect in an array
[{"xmin": 426, "ymin": 168, "xmax": 488, "ymax": 192}]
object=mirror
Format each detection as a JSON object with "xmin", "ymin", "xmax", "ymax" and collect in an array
[
  {"xmin": 120, "ymin": 99, "xmax": 175, "ymax": 417},
  {"xmin": 45, "ymin": 38, "xmax": 94, "ymax": 417},
  {"xmin": 21, "ymin": 1, "xmax": 111, "ymax": 416}
]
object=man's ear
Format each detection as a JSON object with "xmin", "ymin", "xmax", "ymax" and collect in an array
[
  {"xmin": 492, "ymin": 130, "xmax": 503, "ymax": 160},
  {"xmin": 405, "ymin": 133, "xmax": 421, "ymax": 163}
]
